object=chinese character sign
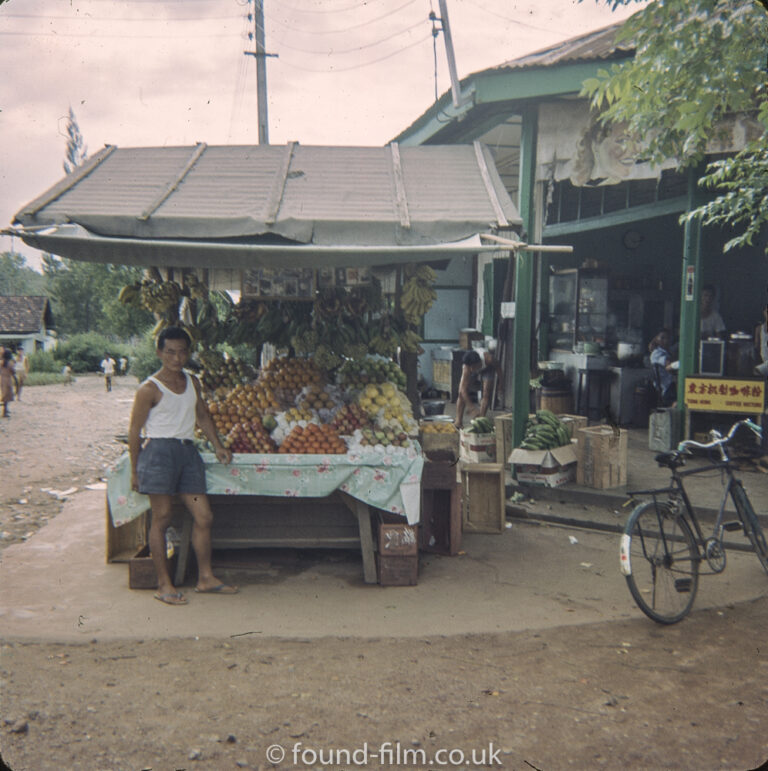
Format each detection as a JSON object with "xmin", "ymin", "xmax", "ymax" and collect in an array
[{"xmin": 684, "ymin": 377, "xmax": 765, "ymax": 413}]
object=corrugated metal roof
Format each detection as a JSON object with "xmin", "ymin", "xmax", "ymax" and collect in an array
[
  {"xmin": 481, "ymin": 19, "xmax": 633, "ymax": 75},
  {"xmin": 12, "ymin": 143, "xmax": 520, "ymax": 267},
  {"xmin": 0, "ymin": 296, "xmax": 53, "ymax": 334}
]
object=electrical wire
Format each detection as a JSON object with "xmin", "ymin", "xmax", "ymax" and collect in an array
[
  {"xmin": 277, "ymin": 0, "xmax": 387, "ymax": 14},
  {"xmin": 267, "ymin": 17, "xmax": 424, "ymax": 56},
  {"xmin": 0, "ymin": 29, "xmax": 240, "ymax": 38},
  {"xmin": 460, "ymin": 0, "xmax": 568, "ymax": 36},
  {"xmin": 267, "ymin": 0, "xmax": 418, "ymax": 36},
  {"xmin": 278, "ymin": 31, "xmax": 431, "ymax": 73},
  {"xmin": 2, "ymin": 13, "xmax": 242, "ymax": 22}
]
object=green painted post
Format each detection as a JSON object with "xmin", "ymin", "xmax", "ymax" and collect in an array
[
  {"xmin": 675, "ymin": 166, "xmax": 705, "ymax": 435},
  {"xmin": 511, "ymin": 106, "xmax": 538, "ymax": 447}
]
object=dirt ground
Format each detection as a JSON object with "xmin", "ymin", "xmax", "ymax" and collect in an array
[{"xmin": 1, "ymin": 375, "xmax": 768, "ymax": 771}]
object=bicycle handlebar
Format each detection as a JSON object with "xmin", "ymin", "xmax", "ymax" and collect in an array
[{"xmin": 676, "ymin": 418, "xmax": 762, "ymax": 454}]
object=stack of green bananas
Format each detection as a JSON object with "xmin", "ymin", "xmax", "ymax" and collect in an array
[
  {"xmin": 401, "ymin": 264, "xmax": 438, "ymax": 324},
  {"xmin": 520, "ymin": 409, "xmax": 571, "ymax": 450},
  {"xmin": 466, "ymin": 416, "xmax": 494, "ymax": 434}
]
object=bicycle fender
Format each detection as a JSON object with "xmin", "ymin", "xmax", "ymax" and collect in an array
[{"xmin": 619, "ymin": 534, "xmax": 632, "ymax": 576}]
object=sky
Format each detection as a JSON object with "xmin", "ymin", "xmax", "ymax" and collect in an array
[{"xmin": 0, "ymin": 0, "xmax": 638, "ymax": 271}]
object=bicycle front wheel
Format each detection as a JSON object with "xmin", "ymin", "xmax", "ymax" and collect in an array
[
  {"xmin": 620, "ymin": 501, "xmax": 700, "ymax": 624},
  {"xmin": 731, "ymin": 481, "xmax": 768, "ymax": 575}
]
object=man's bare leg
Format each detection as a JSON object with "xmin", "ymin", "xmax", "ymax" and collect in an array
[
  {"xmin": 180, "ymin": 492, "xmax": 238, "ymax": 593},
  {"xmin": 148, "ymin": 494, "xmax": 186, "ymax": 604}
]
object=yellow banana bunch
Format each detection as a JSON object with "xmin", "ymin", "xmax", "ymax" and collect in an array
[{"xmin": 401, "ymin": 276, "xmax": 437, "ymax": 324}]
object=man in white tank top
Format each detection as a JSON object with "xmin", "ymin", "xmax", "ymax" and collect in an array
[{"xmin": 129, "ymin": 327, "xmax": 237, "ymax": 605}]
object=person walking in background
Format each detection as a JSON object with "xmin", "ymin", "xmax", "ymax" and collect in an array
[
  {"xmin": 100, "ymin": 352, "xmax": 116, "ymax": 392},
  {"xmin": 1, "ymin": 349, "xmax": 16, "ymax": 418},
  {"xmin": 119, "ymin": 356, "xmax": 128, "ymax": 376},
  {"xmin": 14, "ymin": 347, "xmax": 29, "ymax": 401}
]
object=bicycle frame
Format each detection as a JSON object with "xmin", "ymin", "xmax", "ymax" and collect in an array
[{"xmin": 628, "ymin": 461, "xmax": 738, "ymax": 565}]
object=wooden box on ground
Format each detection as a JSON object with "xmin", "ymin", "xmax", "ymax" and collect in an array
[
  {"xmin": 128, "ymin": 545, "xmax": 178, "ymax": 590},
  {"xmin": 420, "ymin": 461, "xmax": 461, "ymax": 555},
  {"xmin": 461, "ymin": 462, "xmax": 505, "ymax": 534},
  {"xmin": 576, "ymin": 425, "xmax": 628, "ymax": 489},
  {"xmin": 557, "ymin": 414, "xmax": 589, "ymax": 440},
  {"xmin": 494, "ymin": 413, "xmax": 516, "ymax": 467},
  {"xmin": 459, "ymin": 430, "xmax": 497, "ymax": 463},
  {"xmin": 106, "ymin": 497, "xmax": 148, "ymax": 563},
  {"xmin": 377, "ymin": 522, "xmax": 418, "ymax": 585}
]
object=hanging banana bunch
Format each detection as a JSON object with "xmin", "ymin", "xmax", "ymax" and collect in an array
[{"xmin": 400, "ymin": 263, "xmax": 437, "ymax": 324}]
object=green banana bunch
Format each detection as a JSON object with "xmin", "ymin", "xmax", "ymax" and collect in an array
[
  {"xmin": 466, "ymin": 416, "xmax": 494, "ymax": 434},
  {"xmin": 519, "ymin": 409, "xmax": 572, "ymax": 450},
  {"xmin": 138, "ymin": 280, "xmax": 182, "ymax": 315},
  {"xmin": 117, "ymin": 282, "xmax": 143, "ymax": 306},
  {"xmin": 400, "ymin": 263, "xmax": 438, "ymax": 323}
]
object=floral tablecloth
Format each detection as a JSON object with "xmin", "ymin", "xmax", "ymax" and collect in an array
[{"xmin": 107, "ymin": 447, "xmax": 424, "ymax": 527}]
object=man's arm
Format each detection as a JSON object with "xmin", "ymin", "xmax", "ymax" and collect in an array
[
  {"xmin": 192, "ymin": 376, "xmax": 232, "ymax": 464},
  {"xmin": 128, "ymin": 382, "xmax": 156, "ymax": 491}
]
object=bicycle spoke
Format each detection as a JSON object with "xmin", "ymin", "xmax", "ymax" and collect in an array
[{"xmin": 622, "ymin": 502, "xmax": 699, "ymax": 624}]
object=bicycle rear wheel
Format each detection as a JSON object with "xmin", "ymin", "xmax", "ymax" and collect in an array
[
  {"xmin": 620, "ymin": 501, "xmax": 699, "ymax": 624},
  {"xmin": 731, "ymin": 481, "xmax": 768, "ymax": 574}
]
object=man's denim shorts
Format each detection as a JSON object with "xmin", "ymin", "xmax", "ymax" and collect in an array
[{"xmin": 136, "ymin": 438, "xmax": 207, "ymax": 495}]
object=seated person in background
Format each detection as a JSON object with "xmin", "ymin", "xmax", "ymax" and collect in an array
[
  {"xmin": 454, "ymin": 350, "xmax": 483, "ymax": 428},
  {"xmin": 649, "ymin": 329, "xmax": 677, "ymax": 407},
  {"xmin": 700, "ymin": 283, "xmax": 726, "ymax": 339}
]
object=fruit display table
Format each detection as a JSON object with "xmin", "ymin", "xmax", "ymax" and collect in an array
[{"xmin": 106, "ymin": 448, "xmax": 423, "ymax": 584}]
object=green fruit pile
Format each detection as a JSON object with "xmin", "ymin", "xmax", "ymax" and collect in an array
[
  {"xmin": 337, "ymin": 357, "xmax": 407, "ymax": 391},
  {"xmin": 198, "ymin": 349, "xmax": 256, "ymax": 395},
  {"xmin": 465, "ymin": 416, "xmax": 494, "ymax": 434},
  {"xmin": 520, "ymin": 410, "xmax": 572, "ymax": 450}
]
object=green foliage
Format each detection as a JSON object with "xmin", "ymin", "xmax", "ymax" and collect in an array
[
  {"xmin": 0, "ymin": 252, "xmax": 46, "ymax": 295},
  {"xmin": 581, "ymin": 0, "xmax": 765, "ymax": 167},
  {"xmin": 25, "ymin": 372, "xmax": 72, "ymax": 386},
  {"xmin": 582, "ymin": 0, "xmax": 768, "ymax": 254},
  {"xmin": 27, "ymin": 349, "xmax": 59, "ymax": 373},
  {"xmin": 55, "ymin": 332, "xmax": 123, "ymax": 373},
  {"xmin": 128, "ymin": 334, "xmax": 161, "ymax": 382},
  {"xmin": 42, "ymin": 256, "xmax": 154, "ymax": 338}
]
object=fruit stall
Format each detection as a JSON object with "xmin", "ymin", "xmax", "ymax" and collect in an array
[{"xmin": 11, "ymin": 142, "xmax": 522, "ymax": 586}]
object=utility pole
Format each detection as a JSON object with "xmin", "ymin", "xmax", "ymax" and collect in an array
[
  {"xmin": 435, "ymin": 0, "xmax": 463, "ymax": 109},
  {"xmin": 245, "ymin": 0, "xmax": 277, "ymax": 144}
]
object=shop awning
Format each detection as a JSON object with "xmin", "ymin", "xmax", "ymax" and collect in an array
[{"xmin": 10, "ymin": 142, "xmax": 521, "ymax": 269}]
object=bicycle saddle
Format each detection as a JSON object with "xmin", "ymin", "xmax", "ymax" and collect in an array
[{"xmin": 655, "ymin": 451, "xmax": 686, "ymax": 469}]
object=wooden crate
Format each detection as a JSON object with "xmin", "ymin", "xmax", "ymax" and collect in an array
[
  {"xmin": 575, "ymin": 425, "xmax": 628, "ymax": 489},
  {"xmin": 419, "ymin": 425, "xmax": 459, "ymax": 463},
  {"xmin": 557, "ymin": 413, "xmax": 588, "ymax": 440},
  {"xmin": 494, "ymin": 413, "xmax": 516, "ymax": 467},
  {"xmin": 420, "ymin": 461, "xmax": 461, "ymax": 555},
  {"xmin": 378, "ymin": 522, "xmax": 418, "ymax": 556},
  {"xmin": 128, "ymin": 545, "xmax": 178, "ymax": 590},
  {"xmin": 431, "ymin": 358, "xmax": 452, "ymax": 393},
  {"xmin": 377, "ymin": 553, "xmax": 419, "ymax": 585},
  {"xmin": 461, "ymin": 462, "xmax": 505, "ymax": 534}
]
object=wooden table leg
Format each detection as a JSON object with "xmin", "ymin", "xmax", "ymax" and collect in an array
[{"xmin": 341, "ymin": 493, "xmax": 377, "ymax": 584}]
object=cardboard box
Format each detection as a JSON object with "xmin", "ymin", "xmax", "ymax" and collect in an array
[
  {"xmin": 509, "ymin": 443, "xmax": 578, "ymax": 488},
  {"xmin": 459, "ymin": 430, "xmax": 497, "ymax": 463},
  {"xmin": 557, "ymin": 414, "xmax": 589, "ymax": 440},
  {"xmin": 494, "ymin": 413, "xmax": 516, "ymax": 471},
  {"xmin": 576, "ymin": 425, "xmax": 628, "ymax": 489},
  {"xmin": 461, "ymin": 462, "xmax": 505, "ymax": 533}
]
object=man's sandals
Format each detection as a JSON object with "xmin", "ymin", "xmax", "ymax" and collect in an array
[{"xmin": 154, "ymin": 591, "xmax": 188, "ymax": 606}]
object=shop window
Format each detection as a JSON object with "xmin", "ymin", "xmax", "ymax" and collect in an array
[{"xmin": 658, "ymin": 169, "xmax": 687, "ymax": 200}]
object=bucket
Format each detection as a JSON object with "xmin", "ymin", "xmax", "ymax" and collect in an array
[
  {"xmin": 540, "ymin": 386, "xmax": 573, "ymax": 415},
  {"xmin": 633, "ymin": 382, "xmax": 651, "ymax": 428}
]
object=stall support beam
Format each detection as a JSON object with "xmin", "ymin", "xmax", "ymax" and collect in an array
[
  {"xmin": 675, "ymin": 165, "xmax": 706, "ymax": 439},
  {"xmin": 511, "ymin": 106, "xmax": 538, "ymax": 448}
]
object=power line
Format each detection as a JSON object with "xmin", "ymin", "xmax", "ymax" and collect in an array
[
  {"xmin": 268, "ymin": 0, "xmax": 418, "ymax": 36},
  {"xmin": 0, "ymin": 30, "xmax": 241, "ymax": 38},
  {"xmin": 3, "ymin": 13, "xmax": 242, "ymax": 22},
  {"xmin": 267, "ymin": 18, "xmax": 425, "ymax": 56},
  {"xmin": 278, "ymin": 31, "xmax": 431, "ymax": 73},
  {"xmin": 277, "ymin": 0, "xmax": 388, "ymax": 14},
  {"xmin": 460, "ymin": 0, "xmax": 569, "ymax": 36}
]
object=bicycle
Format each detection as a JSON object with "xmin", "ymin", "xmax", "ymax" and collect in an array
[{"xmin": 620, "ymin": 418, "xmax": 768, "ymax": 624}]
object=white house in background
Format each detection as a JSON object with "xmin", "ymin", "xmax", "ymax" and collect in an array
[{"xmin": 0, "ymin": 296, "xmax": 57, "ymax": 352}]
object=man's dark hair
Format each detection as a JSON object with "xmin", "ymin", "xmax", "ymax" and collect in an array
[
  {"xmin": 462, "ymin": 350, "xmax": 481, "ymax": 367},
  {"xmin": 702, "ymin": 283, "xmax": 716, "ymax": 295},
  {"xmin": 157, "ymin": 326, "xmax": 191, "ymax": 350}
]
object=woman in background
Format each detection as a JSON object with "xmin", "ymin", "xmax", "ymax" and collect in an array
[
  {"xmin": 649, "ymin": 329, "xmax": 677, "ymax": 407},
  {"xmin": 1, "ymin": 349, "xmax": 16, "ymax": 418}
]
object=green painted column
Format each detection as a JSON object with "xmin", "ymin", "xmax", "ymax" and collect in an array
[
  {"xmin": 511, "ymin": 106, "xmax": 538, "ymax": 447},
  {"xmin": 675, "ymin": 166, "xmax": 705, "ymax": 432}
]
